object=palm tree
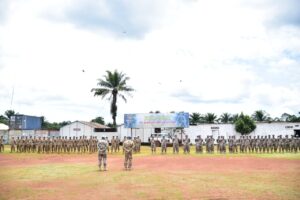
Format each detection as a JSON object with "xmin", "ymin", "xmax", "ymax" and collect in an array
[
  {"xmin": 204, "ymin": 113, "xmax": 217, "ymax": 124},
  {"xmin": 189, "ymin": 112, "xmax": 202, "ymax": 125},
  {"xmin": 91, "ymin": 70, "xmax": 134, "ymax": 127},
  {"xmin": 232, "ymin": 113, "xmax": 239, "ymax": 123},
  {"xmin": 252, "ymin": 110, "xmax": 270, "ymax": 122},
  {"xmin": 219, "ymin": 113, "xmax": 232, "ymax": 123}
]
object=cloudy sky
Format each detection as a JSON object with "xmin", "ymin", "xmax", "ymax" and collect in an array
[{"xmin": 0, "ymin": 0, "xmax": 299, "ymax": 123}]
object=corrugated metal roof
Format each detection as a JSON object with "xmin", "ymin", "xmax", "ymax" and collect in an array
[{"xmin": 78, "ymin": 121, "xmax": 109, "ymax": 128}]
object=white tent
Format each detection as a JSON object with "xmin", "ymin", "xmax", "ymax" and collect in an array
[{"xmin": 0, "ymin": 123, "xmax": 9, "ymax": 130}]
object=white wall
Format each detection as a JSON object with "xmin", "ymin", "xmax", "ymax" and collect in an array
[
  {"xmin": 60, "ymin": 121, "xmax": 120, "ymax": 140},
  {"xmin": 117, "ymin": 122, "xmax": 300, "ymax": 144}
]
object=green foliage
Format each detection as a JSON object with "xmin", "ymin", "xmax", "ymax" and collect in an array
[
  {"xmin": 204, "ymin": 113, "xmax": 217, "ymax": 124},
  {"xmin": 0, "ymin": 115, "xmax": 8, "ymax": 125},
  {"xmin": 189, "ymin": 112, "xmax": 202, "ymax": 125},
  {"xmin": 235, "ymin": 113, "xmax": 256, "ymax": 135},
  {"xmin": 252, "ymin": 110, "xmax": 272, "ymax": 122},
  {"xmin": 219, "ymin": 113, "xmax": 232, "ymax": 123},
  {"xmin": 281, "ymin": 113, "xmax": 300, "ymax": 122},
  {"xmin": 91, "ymin": 116, "xmax": 105, "ymax": 125},
  {"xmin": 91, "ymin": 70, "xmax": 134, "ymax": 127},
  {"xmin": 4, "ymin": 109, "xmax": 16, "ymax": 119},
  {"xmin": 41, "ymin": 117, "xmax": 71, "ymax": 130}
]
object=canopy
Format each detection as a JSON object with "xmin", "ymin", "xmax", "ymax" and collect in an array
[{"xmin": 0, "ymin": 123, "xmax": 9, "ymax": 130}]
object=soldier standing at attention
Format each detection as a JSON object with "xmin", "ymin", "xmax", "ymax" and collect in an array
[
  {"xmin": 161, "ymin": 135, "xmax": 167, "ymax": 154},
  {"xmin": 16, "ymin": 137, "xmax": 20, "ymax": 153},
  {"xmin": 150, "ymin": 136, "xmax": 156, "ymax": 154},
  {"xmin": 10, "ymin": 137, "xmax": 16, "ymax": 153},
  {"xmin": 195, "ymin": 135, "xmax": 201, "ymax": 153},
  {"xmin": 115, "ymin": 136, "xmax": 120, "ymax": 152},
  {"xmin": 0, "ymin": 136, "xmax": 4, "ymax": 153},
  {"xmin": 133, "ymin": 137, "xmax": 138, "ymax": 153},
  {"xmin": 106, "ymin": 137, "xmax": 110, "ymax": 153},
  {"xmin": 173, "ymin": 135, "xmax": 179, "ymax": 154},
  {"xmin": 123, "ymin": 136, "xmax": 135, "ymax": 171},
  {"xmin": 97, "ymin": 136, "xmax": 108, "ymax": 171},
  {"xmin": 205, "ymin": 135, "xmax": 210, "ymax": 153},
  {"xmin": 111, "ymin": 136, "xmax": 116, "ymax": 153},
  {"xmin": 137, "ymin": 136, "xmax": 142, "ymax": 153},
  {"xmin": 216, "ymin": 136, "xmax": 221, "ymax": 153},
  {"xmin": 89, "ymin": 136, "xmax": 93, "ymax": 154},
  {"xmin": 209, "ymin": 136, "xmax": 215, "ymax": 153},
  {"xmin": 122, "ymin": 136, "xmax": 126, "ymax": 154},
  {"xmin": 183, "ymin": 135, "xmax": 190, "ymax": 154},
  {"xmin": 220, "ymin": 136, "xmax": 226, "ymax": 153}
]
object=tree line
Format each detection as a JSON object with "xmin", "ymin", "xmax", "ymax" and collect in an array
[{"xmin": 189, "ymin": 110, "xmax": 300, "ymax": 125}]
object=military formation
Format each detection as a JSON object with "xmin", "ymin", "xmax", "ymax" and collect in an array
[
  {"xmin": 148, "ymin": 134, "xmax": 300, "ymax": 154},
  {"xmin": 0, "ymin": 134, "xmax": 299, "ymax": 155},
  {"xmin": 6, "ymin": 136, "xmax": 99, "ymax": 154}
]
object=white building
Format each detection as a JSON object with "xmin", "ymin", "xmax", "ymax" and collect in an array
[
  {"xmin": 60, "ymin": 121, "xmax": 120, "ymax": 140},
  {"xmin": 118, "ymin": 122, "xmax": 300, "ymax": 144}
]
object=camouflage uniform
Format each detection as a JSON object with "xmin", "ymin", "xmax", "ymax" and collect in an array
[
  {"xmin": 122, "ymin": 136, "xmax": 126, "ymax": 154},
  {"xmin": 0, "ymin": 136, "xmax": 4, "ymax": 153},
  {"xmin": 150, "ymin": 137, "xmax": 156, "ymax": 154},
  {"xmin": 111, "ymin": 136, "xmax": 116, "ymax": 153},
  {"xmin": 195, "ymin": 135, "xmax": 203, "ymax": 153},
  {"xmin": 136, "ymin": 136, "xmax": 141, "ymax": 153},
  {"xmin": 173, "ymin": 135, "xmax": 179, "ymax": 154},
  {"xmin": 284, "ymin": 135, "xmax": 290, "ymax": 152},
  {"xmin": 219, "ymin": 136, "xmax": 226, "ymax": 153},
  {"xmin": 106, "ymin": 137, "xmax": 110, "ymax": 153},
  {"xmin": 116, "ymin": 136, "xmax": 120, "ymax": 152},
  {"xmin": 161, "ymin": 136, "xmax": 167, "ymax": 154},
  {"xmin": 97, "ymin": 137, "xmax": 108, "ymax": 171},
  {"xmin": 183, "ymin": 135, "xmax": 190, "ymax": 154},
  {"xmin": 123, "ymin": 137, "xmax": 135, "ymax": 170},
  {"xmin": 209, "ymin": 136, "xmax": 215, "ymax": 153},
  {"xmin": 10, "ymin": 137, "xmax": 16, "ymax": 153}
]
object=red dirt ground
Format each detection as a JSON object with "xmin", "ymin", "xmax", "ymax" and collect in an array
[
  {"xmin": 1, "ymin": 153, "xmax": 300, "ymax": 200},
  {"xmin": 0, "ymin": 153, "xmax": 299, "ymax": 172}
]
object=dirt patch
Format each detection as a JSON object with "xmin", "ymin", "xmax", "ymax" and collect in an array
[{"xmin": 1, "ymin": 153, "xmax": 300, "ymax": 200}]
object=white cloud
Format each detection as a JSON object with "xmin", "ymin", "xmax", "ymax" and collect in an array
[{"xmin": 0, "ymin": 0, "xmax": 299, "ymax": 123}]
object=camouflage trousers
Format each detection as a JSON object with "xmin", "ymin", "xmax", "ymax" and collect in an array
[
  {"xmin": 196, "ymin": 144, "xmax": 202, "ymax": 153},
  {"xmin": 98, "ymin": 152, "xmax": 107, "ymax": 169},
  {"xmin": 173, "ymin": 144, "xmax": 179, "ymax": 154},
  {"xmin": 151, "ymin": 144, "xmax": 156, "ymax": 153},
  {"xmin": 124, "ymin": 152, "xmax": 132, "ymax": 169},
  {"xmin": 183, "ymin": 144, "xmax": 190, "ymax": 154}
]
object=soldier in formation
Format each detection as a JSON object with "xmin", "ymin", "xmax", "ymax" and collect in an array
[
  {"xmin": 123, "ymin": 136, "xmax": 135, "ymax": 170},
  {"xmin": 11, "ymin": 136, "xmax": 98, "ymax": 154},
  {"xmin": 0, "ymin": 135, "xmax": 4, "ymax": 153},
  {"xmin": 161, "ymin": 135, "xmax": 168, "ymax": 154},
  {"xmin": 150, "ymin": 136, "xmax": 156, "ymax": 154},
  {"xmin": 97, "ymin": 136, "xmax": 108, "ymax": 171},
  {"xmin": 172, "ymin": 135, "xmax": 179, "ymax": 154},
  {"xmin": 183, "ymin": 135, "xmax": 190, "ymax": 154},
  {"xmin": 195, "ymin": 135, "xmax": 203, "ymax": 153}
]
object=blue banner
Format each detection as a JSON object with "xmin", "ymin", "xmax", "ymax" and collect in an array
[{"xmin": 124, "ymin": 113, "xmax": 189, "ymax": 128}]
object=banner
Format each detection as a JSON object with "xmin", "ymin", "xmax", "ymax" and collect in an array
[{"xmin": 124, "ymin": 113, "xmax": 189, "ymax": 128}]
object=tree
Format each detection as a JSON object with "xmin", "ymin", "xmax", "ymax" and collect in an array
[
  {"xmin": 189, "ymin": 112, "xmax": 202, "ymax": 125},
  {"xmin": 4, "ymin": 110, "xmax": 16, "ymax": 120},
  {"xmin": 252, "ymin": 110, "xmax": 270, "ymax": 122},
  {"xmin": 204, "ymin": 113, "xmax": 217, "ymax": 124},
  {"xmin": 231, "ymin": 113, "xmax": 239, "ymax": 123},
  {"xmin": 91, "ymin": 116, "xmax": 105, "ymax": 125},
  {"xmin": 219, "ymin": 113, "xmax": 232, "ymax": 123},
  {"xmin": 91, "ymin": 70, "xmax": 134, "ymax": 127},
  {"xmin": 0, "ymin": 115, "xmax": 8, "ymax": 125},
  {"xmin": 235, "ymin": 113, "xmax": 256, "ymax": 135}
]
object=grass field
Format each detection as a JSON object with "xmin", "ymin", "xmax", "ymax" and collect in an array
[{"xmin": 0, "ymin": 145, "xmax": 300, "ymax": 200}]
